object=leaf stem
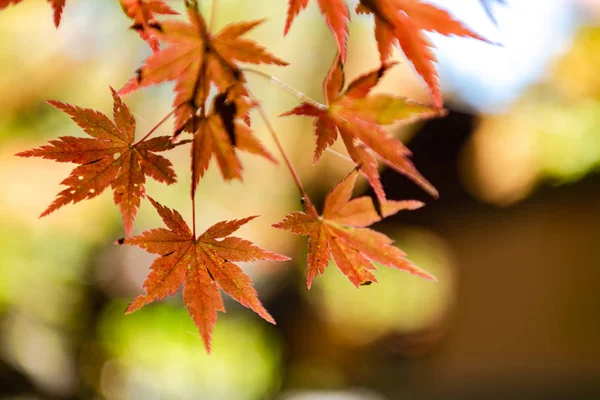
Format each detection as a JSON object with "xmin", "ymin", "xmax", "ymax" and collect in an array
[
  {"xmin": 242, "ymin": 68, "xmax": 327, "ymax": 112},
  {"xmin": 133, "ymin": 107, "xmax": 177, "ymax": 146},
  {"xmin": 248, "ymin": 91, "xmax": 319, "ymax": 217},
  {"xmin": 192, "ymin": 194, "xmax": 197, "ymax": 238},
  {"xmin": 209, "ymin": 0, "xmax": 217, "ymax": 33},
  {"xmin": 191, "ymin": 86, "xmax": 207, "ymax": 241},
  {"xmin": 325, "ymin": 147, "xmax": 354, "ymax": 164}
]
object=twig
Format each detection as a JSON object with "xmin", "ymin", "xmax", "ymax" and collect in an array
[
  {"xmin": 243, "ymin": 68, "xmax": 327, "ymax": 112},
  {"xmin": 248, "ymin": 91, "xmax": 319, "ymax": 217}
]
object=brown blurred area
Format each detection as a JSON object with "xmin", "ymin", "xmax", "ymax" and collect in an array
[{"xmin": 1, "ymin": 0, "xmax": 600, "ymax": 399}]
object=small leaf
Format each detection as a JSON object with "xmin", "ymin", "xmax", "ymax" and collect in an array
[{"xmin": 190, "ymin": 91, "xmax": 277, "ymax": 194}]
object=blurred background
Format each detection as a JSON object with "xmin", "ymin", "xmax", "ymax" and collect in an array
[{"xmin": 1, "ymin": 0, "xmax": 600, "ymax": 398}]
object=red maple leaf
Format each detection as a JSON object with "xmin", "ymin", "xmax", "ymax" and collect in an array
[
  {"xmin": 16, "ymin": 88, "xmax": 179, "ymax": 236},
  {"xmin": 357, "ymin": 0, "xmax": 490, "ymax": 108},
  {"xmin": 121, "ymin": 197, "xmax": 290, "ymax": 353},
  {"xmin": 120, "ymin": 0, "xmax": 288, "ymax": 131},
  {"xmin": 282, "ymin": 56, "xmax": 442, "ymax": 202},
  {"xmin": 191, "ymin": 90, "xmax": 277, "ymax": 192},
  {"xmin": 0, "ymin": 0, "xmax": 66, "ymax": 27},
  {"xmin": 120, "ymin": 0, "xmax": 179, "ymax": 52},
  {"xmin": 284, "ymin": 0, "xmax": 350, "ymax": 60},
  {"xmin": 274, "ymin": 169, "xmax": 435, "ymax": 288}
]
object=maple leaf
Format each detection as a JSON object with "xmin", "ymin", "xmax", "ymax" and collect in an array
[
  {"xmin": 120, "ymin": 0, "xmax": 288, "ymax": 131},
  {"xmin": 357, "ymin": 0, "xmax": 490, "ymax": 108},
  {"xmin": 16, "ymin": 88, "xmax": 179, "ymax": 236},
  {"xmin": 120, "ymin": 0, "xmax": 179, "ymax": 52},
  {"xmin": 284, "ymin": 0, "xmax": 350, "ymax": 60},
  {"xmin": 0, "ymin": 0, "xmax": 66, "ymax": 27},
  {"xmin": 120, "ymin": 197, "xmax": 290, "ymax": 353},
  {"xmin": 191, "ymin": 90, "xmax": 277, "ymax": 192},
  {"xmin": 282, "ymin": 56, "xmax": 442, "ymax": 203},
  {"xmin": 274, "ymin": 169, "xmax": 435, "ymax": 288}
]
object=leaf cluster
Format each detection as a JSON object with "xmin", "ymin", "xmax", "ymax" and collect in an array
[{"xmin": 11, "ymin": 0, "xmax": 492, "ymax": 352}]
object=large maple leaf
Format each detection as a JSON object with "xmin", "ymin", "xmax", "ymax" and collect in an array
[
  {"xmin": 191, "ymin": 90, "xmax": 277, "ymax": 192},
  {"xmin": 120, "ymin": 0, "xmax": 288, "ymax": 131},
  {"xmin": 120, "ymin": 197, "xmax": 290, "ymax": 353},
  {"xmin": 284, "ymin": 0, "xmax": 350, "ymax": 60},
  {"xmin": 0, "ymin": 0, "xmax": 66, "ymax": 27},
  {"xmin": 282, "ymin": 56, "xmax": 441, "ymax": 202},
  {"xmin": 120, "ymin": 0, "xmax": 179, "ymax": 52},
  {"xmin": 357, "ymin": 0, "xmax": 490, "ymax": 108},
  {"xmin": 16, "ymin": 88, "xmax": 178, "ymax": 236},
  {"xmin": 274, "ymin": 169, "xmax": 435, "ymax": 288}
]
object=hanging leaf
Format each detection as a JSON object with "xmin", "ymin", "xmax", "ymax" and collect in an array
[
  {"xmin": 284, "ymin": 0, "xmax": 350, "ymax": 60},
  {"xmin": 120, "ymin": 0, "xmax": 288, "ymax": 131},
  {"xmin": 274, "ymin": 169, "xmax": 434, "ymax": 288},
  {"xmin": 16, "ymin": 88, "xmax": 179, "ymax": 236},
  {"xmin": 191, "ymin": 90, "xmax": 277, "ymax": 192},
  {"xmin": 282, "ymin": 56, "xmax": 442, "ymax": 202},
  {"xmin": 357, "ymin": 0, "xmax": 491, "ymax": 107},
  {"xmin": 120, "ymin": 197, "xmax": 290, "ymax": 353}
]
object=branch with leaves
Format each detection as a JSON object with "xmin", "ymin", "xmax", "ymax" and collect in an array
[{"xmin": 11, "ymin": 0, "xmax": 493, "ymax": 352}]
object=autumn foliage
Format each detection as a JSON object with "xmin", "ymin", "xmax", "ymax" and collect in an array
[
  {"xmin": 273, "ymin": 169, "xmax": 434, "ymax": 288},
  {"xmin": 11, "ymin": 0, "xmax": 491, "ymax": 352},
  {"xmin": 122, "ymin": 197, "xmax": 289, "ymax": 353}
]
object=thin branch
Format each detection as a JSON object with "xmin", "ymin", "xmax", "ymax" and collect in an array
[
  {"xmin": 325, "ymin": 147, "xmax": 354, "ymax": 164},
  {"xmin": 190, "ymin": 39, "xmax": 210, "ymax": 239},
  {"xmin": 191, "ymin": 85, "xmax": 207, "ymax": 241},
  {"xmin": 248, "ymin": 91, "xmax": 319, "ymax": 217},
  {"xmin": 242, "ymin": 68, "xmax": 327, "ymax": 112},
  {"xmin": 132, "ymin": 107, "xmax": 177, "ymax": 146}
]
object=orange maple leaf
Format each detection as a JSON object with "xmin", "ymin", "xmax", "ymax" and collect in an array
[
  {"xmin": 120, "ymin": 0, "xmax": 179, "ymax": 52},
  {"xmin": 191, "ymin": 90, "xmax": 277, "ymax": 192},
  {"xmin": 121, "ymin": 197, "xmax": 290, "ymax": 353},
  {"xmin": 0, "ymin": 0, "xmax": 65, "ymax": 27},
  {"xmin": 16, "ymin": 88, "xmax": 179, "ymax": 236},
  {"xmin": 357, "ymin": 0, "xmax": 491, "ymax": 108},
  {"xmin": 274, "ymin": 169, "xmax": 435, "ymax": 288},
  {"xmin": 282, "ymin": 56, "xmax": 442, "ymax": 202},
  {"xmin": 284, "ymin": 0, "xmax": 350, "ymax": 60},
  {"xmin": 120, "ymin": 0, "xmax": 288, "ymax": 131}
]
